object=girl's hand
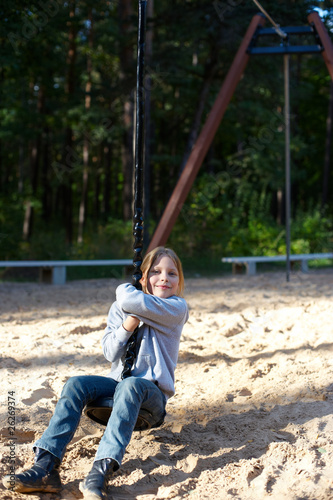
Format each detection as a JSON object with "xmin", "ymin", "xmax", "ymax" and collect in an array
[{"xmin": 122, "ymin": 315, "xmax": 140, "ymax": 333}]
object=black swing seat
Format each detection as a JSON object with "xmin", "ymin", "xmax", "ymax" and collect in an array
[{"xmin": 84, "ymin": 396, "xmax": 156, "ymax": 431}]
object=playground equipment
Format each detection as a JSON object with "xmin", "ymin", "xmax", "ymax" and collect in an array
[
  {"xmin": 83, "ymin": 5, "xmax": 333, "ymax": 425},
  {"xmin": 147, "ymin": 10, "xmax": 333, "ymax": 281}
]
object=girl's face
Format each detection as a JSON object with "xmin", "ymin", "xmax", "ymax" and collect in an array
[{"xmin": 144, "ymin": 254, "xmax": 179, "ymax": 298}]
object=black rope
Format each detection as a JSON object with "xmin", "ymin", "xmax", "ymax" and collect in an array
[
  {"xmin": 122, "ymin": 0, "xmax": 147, "ymax": 380},
  {"xmin": 121, "ymin": 330, "xmax": 139, "ymax": 379}
]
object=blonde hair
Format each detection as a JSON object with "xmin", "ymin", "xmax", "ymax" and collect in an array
[{"xmin": 140, "ymin": 246, "xmax": 185, "ymax": 297}]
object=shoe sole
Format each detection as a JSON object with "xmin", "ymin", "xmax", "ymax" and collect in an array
[{"xmin": 3, "ymin": 475, "xmax": 61, "ymax": 494}]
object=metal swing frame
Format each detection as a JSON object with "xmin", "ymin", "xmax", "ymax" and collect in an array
[{"xmin": 146, "ymin": 11, "xmax": 333, "ymax": 282}]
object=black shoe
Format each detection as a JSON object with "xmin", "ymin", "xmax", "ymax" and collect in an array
[
  {"xmin": 2, "ymin": 447, "xmax": 62, "ymax": 494},
  {"xmin": 79, "ymin": 458, "xmax": 118, "ymax": 500}
]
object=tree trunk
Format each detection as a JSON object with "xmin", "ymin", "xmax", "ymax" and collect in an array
[
  {"xmin": 102, "ymin": 143, "xmax": 112, "ymax": 220},
  {"xmin": 18, "ymin": 141, "xmax": 24, "ymax": 195},
  {"xmin": 276, "ymin": 189, "xmax": 284, "ymax": 225},
  {"xmin": 121, "ymin": 100, "xmax": 134, "ymax": 221},
  {"xmin": 61, "ymin": 0, "xmax": 77, "ymax": 245},
  {"xmin": 61, "ymin": 128, "xmax": 74, "ymax": 245},
  {"xmin": 41, "ymin": 126, "xmax": 51, "ymax": 222},
  {"xmin": 322, "ymin": 80, "xmax": 333, "ymax": 209},
  {"xmin": 180, "ymin": 52, "xmax": 218, "ymax": 173},
  {"xmin": 22, "ymin": 201, "xmax": 33, "ymax": 241},
  {"xmin": 94, "ymin": 147, "xmax": 102, "ymax": 222},
  {"xmin": 78, "ymin": 8, "xmax": 93, "ymax": 244},
  {"xmin": 119, "ymin": 0, "xmax": 134, "ymax": 221},
  {"xmin": 0, "ymin": 68, "xmax": 2, "ymax": 193},
  {"xmin": 22, "ymin": 83, "xmax": 44, "ymax": 241}
]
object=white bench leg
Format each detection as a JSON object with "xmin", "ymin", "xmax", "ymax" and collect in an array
[
  {"xmin": 52, "ymin": 266, "xmax": 66, "ymax": 285},
  {"xmin": 247, "ymin": 262, "xmax": 256, "ymax": 275},
  {"xmin": 301, "ymin": 260, "xmax": 309, "ymax": 273}
]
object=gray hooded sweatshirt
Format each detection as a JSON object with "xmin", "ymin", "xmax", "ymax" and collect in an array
[{"xmin": 102, "ymin": 283, "xmax": 189, "ymax": 400}]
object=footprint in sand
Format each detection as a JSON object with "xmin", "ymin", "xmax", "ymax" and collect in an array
[
  {"xmin": 22, "ymin": 387, "xmax": 56, "ymax": 405},
  {"xmin": 178, "ymin": 454, "xmax": 198, "ymax": 473}
]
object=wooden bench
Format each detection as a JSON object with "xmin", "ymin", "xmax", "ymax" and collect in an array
[
  {"xmin": 221, "ymin": 253, "xmax": 333, "ymax": 275},
  {"xmin": 0, "ymin": 259, "xmax": 133, "ymax": 285}
]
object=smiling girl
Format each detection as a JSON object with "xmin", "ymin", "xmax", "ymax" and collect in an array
[{"xmin": 3, "ymin": 247, "xmax": 189, "ymax": 500}]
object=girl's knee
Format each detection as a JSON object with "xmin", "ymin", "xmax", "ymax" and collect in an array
[
  {"xmin": 62, "ymin": 376, "xmax": 86, "ymax": 395},
  {"xmin": 118, "ymin": 377, "xmax": 146, "ymax": 395}
]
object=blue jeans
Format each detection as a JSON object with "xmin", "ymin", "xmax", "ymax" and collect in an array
[{"xmin": 34, "ymin": 375, "xmax": 166, "ymax": 467}]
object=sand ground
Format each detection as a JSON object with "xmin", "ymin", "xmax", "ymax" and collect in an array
[{"xmin": 1, "ymin": 270, "xmax": 333, "ymax": 499}]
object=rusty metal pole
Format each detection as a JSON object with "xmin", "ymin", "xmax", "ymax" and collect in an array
[
  {"xmin": 308, "ymin": 11, "xmax": 333, "ymax": 82},
  {"xmin": 147, "ymin": 13, "xmax": 265, "ymax": 252}
]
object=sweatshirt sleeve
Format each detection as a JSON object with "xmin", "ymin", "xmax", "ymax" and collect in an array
[
  {"xmin": 101, "ymin": 300, "xmax": 134, "ymax": 363},
  {"xmin": 116, "ymin": 283, "xmax": 189, "ymax": 334}
]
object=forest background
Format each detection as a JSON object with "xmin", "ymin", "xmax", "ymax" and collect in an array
[{"xmin": 1, "ymin": 0, "xmax": 333, "ymax": 279}]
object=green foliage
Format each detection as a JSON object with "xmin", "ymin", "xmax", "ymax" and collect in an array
[
  {"xmin": 227, "ymin": 207, "xmax": 333, "ymax": 257},
  {"xmin": 0, "ymin": 0, "xmax": 333, "ymax": 278},
  {"xmin": 70, "ymin": 219, "xmax": 133, "ymax": 260},
  {"xmin": 291, "ymin": 208, "xmax": 333, "ymax": 253},
  {"xmin": 170, "ymin": 176, "xmax": 333, "ymax": 266},
  {"xmin": 0, "ymin": 195, "xmax": 26, "ymax": 260}
]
